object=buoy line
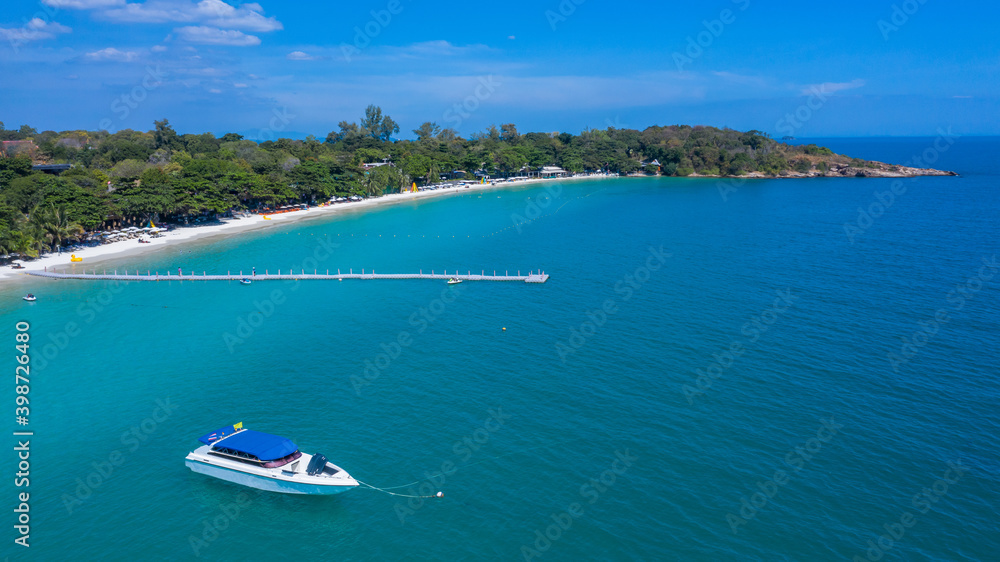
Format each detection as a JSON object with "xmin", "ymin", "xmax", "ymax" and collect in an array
[{"xmin": 356, "ymin": 479, "xmax": 444, "ymax": 499}]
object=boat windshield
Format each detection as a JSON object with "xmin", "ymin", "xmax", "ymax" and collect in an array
[{"xmin": 262, "ymin": 450, "xmax": 302, "ymax": 468}]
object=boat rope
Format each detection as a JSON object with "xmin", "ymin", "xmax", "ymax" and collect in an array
[
  {"xmin": 355, "ymin": 438, "xmax": 586, "ymax": 499},
  {"xmin": 460, "ymin": 437, "xmax": 587, "ymax": 471},
  {"xmin": 356, "ymin": 479, "xmax": 443, "ymax": 499}
]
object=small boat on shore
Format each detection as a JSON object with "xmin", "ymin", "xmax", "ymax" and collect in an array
[
  {"xmin": 447, "ymin": 278, "xmax": 462, "ymax": 285},
  {"xmin": 185, "ymin": 424, "xmax": 358, "ymax": 495},
  {"xmin": 23, "ymin": 294, "xmax": 36, "ymax": 302}
]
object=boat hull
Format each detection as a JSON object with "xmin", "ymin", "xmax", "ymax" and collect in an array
[{"xmin": 185, "ymin": 458, "xmax": 357, "ymax": 495}]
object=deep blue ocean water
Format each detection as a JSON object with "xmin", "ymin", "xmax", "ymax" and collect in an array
[{"xmin": 2, "ymin": 137, "xmax": 998, "ymax": 561}]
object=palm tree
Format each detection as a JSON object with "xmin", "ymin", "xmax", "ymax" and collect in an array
[{"xmin": 30, "ymin": 204, "xmax": 84, "ymax": 254}]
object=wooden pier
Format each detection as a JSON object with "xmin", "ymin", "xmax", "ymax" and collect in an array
[{"xmin": 27, "ymin": 268, "xmax": 550, "ymax": 284}]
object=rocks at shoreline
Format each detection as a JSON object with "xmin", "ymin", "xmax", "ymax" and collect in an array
[{"xmin": 689, "ymin": 162, "xmax": 957, "ymax": 179}]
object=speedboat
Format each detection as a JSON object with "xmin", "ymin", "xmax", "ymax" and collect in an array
[
  {"xmin": 447, "ymin": 278, "xmax": 462, "ymax": 285},
  {"xmin": 185, "ymin": 424, "xmax": 358, "ymax": 495},
  {"xmin": 23, "ymin": 294, "xmax": 36, "ymax": 302},
  {"xmin": 240, "ymin": 278, "xmax": 252, "ymax": 285}
]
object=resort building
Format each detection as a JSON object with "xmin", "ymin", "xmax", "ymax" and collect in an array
[{"xmin": 538, "ymin": 166, "xmax": 568, "ymax": 178}]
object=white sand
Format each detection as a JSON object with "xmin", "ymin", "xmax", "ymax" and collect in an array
[{"xmin": 1, "ymin": 174, "xmax": 611, "ymax": 281}]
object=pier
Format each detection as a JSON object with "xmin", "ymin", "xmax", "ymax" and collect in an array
[{"xmin": 27, "ymin": 268, "xmax": 550, "ymax": 284}]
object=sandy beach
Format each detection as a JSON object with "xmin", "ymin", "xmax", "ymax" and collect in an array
[{"xmin": 0, "ymin": 173, "xmax": 611, "ymax": 281}]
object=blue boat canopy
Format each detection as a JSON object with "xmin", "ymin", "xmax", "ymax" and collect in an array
[
  {"xmin": 207, "ymin": 429, "xmax": 299, "ymax": 461},
  {"xmin": 197, "ymin": 424, "xmax": 242, "ymax": 446}
]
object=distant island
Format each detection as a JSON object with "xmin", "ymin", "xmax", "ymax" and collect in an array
[{"xmin": 0, "ymin": 107, "xmax": 955, "ymax": 258}]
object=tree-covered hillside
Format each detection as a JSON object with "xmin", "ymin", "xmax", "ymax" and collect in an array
[{"xmin": 0, "ymin": 107, "xmax": 927, "ymax": 257}]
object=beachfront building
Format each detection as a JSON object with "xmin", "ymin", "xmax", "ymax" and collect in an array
[{"xmin": 538, "ymin": 166, "xmax": 568, "ymax": 178}]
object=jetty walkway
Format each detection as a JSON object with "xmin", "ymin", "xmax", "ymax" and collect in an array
[{"xmin": 27, "ymin": 268, "xmax": 549, "ymax": 284}]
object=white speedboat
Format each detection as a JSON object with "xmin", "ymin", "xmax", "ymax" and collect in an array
[
  {"xmin": 23, "ymin": 294, "xmax": 36, "ymax": 302},
  {"xmin": 239, "ymin": 278, "xmax": 252, "ymax": 285},
  {"xmin": 185, "ymin": 424, "xmax": 358, "ymax": 495},
  {"xmin": 447, "ymin": 278, "xmax": 462, "ymax": 285}
]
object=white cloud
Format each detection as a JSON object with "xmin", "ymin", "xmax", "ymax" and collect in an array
[
  {"xmin": 42, "ymin": 0, "xmax": 124, "ymax": 8},
  {"xmin": 233, "ymin": 82, "xmax": 248, "ymax": 88},
  {"xmin": 801, "ymin": 79, "xmax": 866, "ymax": 96},
  {"xmin": 26, "ymin": 18, "xmax": 72, "ymax": 33},
  {"xmin": 398, "ymin": 40, "xmax": 485, "ymax": 58},
  {"xmin": 199, "ymin": 0, "xmax": 282, "ymax": 32},
  {"xmin": 85, "ymin": 47, "xmax": 140, "ymax": 61},
  {"xmin": 286, "ymin": 50, "xmax": 315, "ymax": 61},
  {"xmin": 209, "ymin": 88, "xmax": 222, "ymax": 94},
  {"xmin": 175, "ymin": 26, "xmax": 260, "ymax": 46},
  {"xmin": 0, "ymin": 18, "xmax": 72, "ymax": 42},
  {"xmin": 151, "ymin": 44, "xmax": 167, "ymax": 52},
  {"xmin": 101, "ymin": 0, "xmax": 281, "ymax": 32}
]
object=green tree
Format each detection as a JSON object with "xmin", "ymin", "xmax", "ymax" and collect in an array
[
  {"xmin": 500, "ymin": 123, "xmax": 520, "ymax": 144},
  {"xmin": 360, "ymin": 105, "xmax": 400, "ymax": 142},
  {"xmin": 30, "ymin": 203, "xmax": 84, "ymax": 252},
  {"xmin": 413, "ymin": 122, "xmax": 441, "ymax": 141},
  {"xmin": 0, "ymin": 156, "xmax": 34, "ymax": 190},
  {"xmin": 154, "ymin": 119, "xmax": 182, "ymax": 151}
]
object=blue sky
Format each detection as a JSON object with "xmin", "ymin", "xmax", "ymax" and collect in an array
[{"xmin": 1, "ymin": 0, "xmax": 997, "ymax": 138}]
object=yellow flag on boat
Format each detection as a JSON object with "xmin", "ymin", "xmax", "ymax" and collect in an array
[{"xmin": 234, "ymin": 422, "xmax": 243, "ymax": 430}]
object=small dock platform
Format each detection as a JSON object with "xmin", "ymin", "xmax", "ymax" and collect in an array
[{"xmin": 27, "ymin": 269, "xmax": 550, "ymax": 284}]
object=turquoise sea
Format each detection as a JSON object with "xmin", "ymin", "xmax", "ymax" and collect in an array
[{"xmin": 2, "ymin": 137, "xmax": 998, "ymax": 561}]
